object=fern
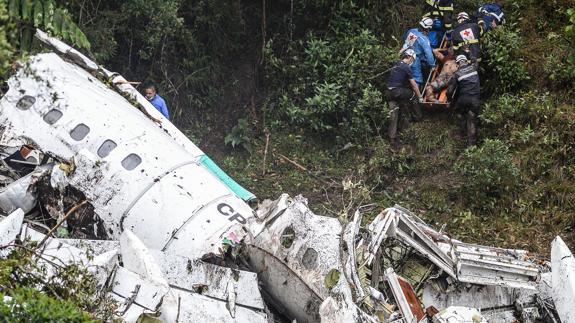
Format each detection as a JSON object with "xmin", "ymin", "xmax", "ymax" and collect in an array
[{"xmin": 7, "ymin": 0, "xmax": 90, "ymax": 51}]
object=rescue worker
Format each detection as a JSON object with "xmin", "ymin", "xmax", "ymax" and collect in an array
[
  {"xmin": 451, "ymin": 12, "xmax": 483, "ymax": 65},
  {"xmin": 423, "ymin": 0, "xmax": 454, "ymax": 30},
  {"xmin": 386, "ymin": 49, "xmax": 424, "ymax": 148},
  {"xmin": 447, "ymin": 55, "xmax": 480, "ymax": 145},
  {"xmin": 400, "ymin": 17, "xmax": 436, "ymax": 86},
  {"xmin": 477, "ymin": 3, "xmax": 505, "ymax": 33}
]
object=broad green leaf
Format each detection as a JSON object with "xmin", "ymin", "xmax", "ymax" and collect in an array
[
  {"xmin": 43, "ymin": 0, "xmax": 55, "ymax": 32},
  {"xmin": 21, "ymin": 0, "xmax": 33, "ymax": 23},
  {"xmin": 8, "ymin": 0, "xmax": 20, "ymax": 18},
  {"xmin": 33, "ymin": 0, "xmax": 43, "ymax": 27}
]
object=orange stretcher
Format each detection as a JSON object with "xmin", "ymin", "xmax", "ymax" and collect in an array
[{"xmin": 421, "ymin": 35, "xmax": 450, "ymax": 107}]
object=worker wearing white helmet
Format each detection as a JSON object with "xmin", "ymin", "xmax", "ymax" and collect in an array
[
  {"xmin": 386, "ymin": 48, "xmax": 424, "ymax": 149},
  {"xmin": 447, "ymin": 54, "xmax": 481, "ymax": 146},
  {"xmin": 451, "ymin": 12, "xmax": 484, "ymax": 65},
  {"xmin": 400, "ymin": 17, "xmax": 436, "ymax": 86}
]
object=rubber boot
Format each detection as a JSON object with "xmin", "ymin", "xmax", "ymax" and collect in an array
[
  {"xmin": 388, "ymin": 101, "xmax": 400, "ymax": 142},
  {"xmin": 467, "ymin": 110, "xmax": 477, "ymax": 146}
]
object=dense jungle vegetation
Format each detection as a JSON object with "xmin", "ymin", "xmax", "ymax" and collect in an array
[{"xmin": 1, "ymin": 0, "xmax": 575, "ymax": 319}]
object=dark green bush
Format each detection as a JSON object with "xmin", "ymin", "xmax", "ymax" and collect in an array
[
  {"xmin": 454, "ymin": 139, "xmax": 520, "ymax": 205},
  {"xmin": 0, "ymin": 288, "xmax": 93, "ymax": 322},
  {"xmin": 482, "ymin": 26, "xmax": 530, "ymax": 93},
  {"xmin": 0, "ymin": 1, "xmax": 16, "ymax": 77},
  {"xmin": 264, "ymin": 23, "xmax": 397, "ymax": 143},
  {"xmin": 480, "ymin": 91, "xmax": 553, "ymax": 132},
  {"xmin": 544, "ymin": 9, "xmax": 575, "ymax": 88},
  {"xmin": 225, "ymin": 118, "xmax": 254, "ymax": 152}
]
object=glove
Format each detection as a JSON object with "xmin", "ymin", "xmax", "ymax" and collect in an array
[{"xmin": 418, "ymin": 96, "xmax": 425, "ymax": 103}]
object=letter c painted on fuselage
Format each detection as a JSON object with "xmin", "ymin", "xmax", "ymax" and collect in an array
[{"xmin": 217, "ymin": 203, "xmax": 247, "ymax": 225}]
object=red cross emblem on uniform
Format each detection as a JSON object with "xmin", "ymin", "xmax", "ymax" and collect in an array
[
  {"xmin": 408, "ymin": 34, "xmax": 416, "ymax": 41},
  {"xmin": 463, "ymin": 30, "xmax": 471, "ymax": 36}
]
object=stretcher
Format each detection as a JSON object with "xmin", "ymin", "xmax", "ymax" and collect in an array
[{"xmin": 421, "ymin": 35, "xmax": 451, "ymax": 108}]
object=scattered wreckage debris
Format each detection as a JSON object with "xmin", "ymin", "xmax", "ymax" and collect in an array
[
  {"xmin": 0, "ymin": 210, "xmax": 269, "ymax": 322},
  {"xmin": 247, "ymin": 195, "xmax": 570, "ymax": 322},
  {"xmin": 1, "ymin": 29, "xmax": 574, "ymax": 323}
]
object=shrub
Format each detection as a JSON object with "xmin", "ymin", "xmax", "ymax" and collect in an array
[
  {"xmin": 0, "ymin": 288, "xmax": 93, "ymax": 322},
  {"xmin": 480, "ymin": 91, "xmax": 553, "ymax": 133},
  {"xmin": 543, "ymin": 10, "xmax": 575, "ymax": 88},
  {"xmin": 264, "ymin": 25, "xmax": 395, "ymax": 143},
  {"xmin": 0, "ymin": 1, "xmax": 15, "ymax": 77},
  {"xmin": 482, "ymin": 26, "xmax": 529, "ymax": 93},
  {"xmin": 454, "ymin": 139, "xmax": 520, "ymax": 206},
  {"xmin": 225, "ymin": 118, "xmax": 254, "ymax": 152}
]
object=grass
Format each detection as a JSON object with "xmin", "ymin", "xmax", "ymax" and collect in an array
[{"xmin": 206, "ymin": 104, "xmax": 575, "ymax": 256}]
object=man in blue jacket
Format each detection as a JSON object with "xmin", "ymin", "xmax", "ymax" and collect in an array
[
  {"xmin": 144, "ymin": 85, "xmax": 170, "ymax": 119},
  {"xmin": 400, "ymin": 17, "xmax": 436, "ymax": 86}
]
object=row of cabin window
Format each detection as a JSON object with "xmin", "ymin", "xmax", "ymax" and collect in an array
[{"xmin": 18, "ymin": 95, "xmax": 142, "ymax": 171}]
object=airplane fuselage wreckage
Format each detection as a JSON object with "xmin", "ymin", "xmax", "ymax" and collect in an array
[{"xmin": 0, "ymin": 30, "xmax": 573, "ymax": 322}]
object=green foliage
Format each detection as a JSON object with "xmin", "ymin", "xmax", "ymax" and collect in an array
[
  {"xmin": 454, "ymin": 139, "xmax": 520, "ymax": 206},
  {"xmin": 265, "ymin": 25, "xmax": 393, "ymax": 143},
  {"xmin": 482, "ymin": 26, "xmax": 529, "ymax": 93},
  {"xmin": 225, "ymin": 118, "xmax": 253, "ymax": 152},
  {"xmin": 0, "ymin": 246, "xmax": 117, "ymax": 321},
  {"xmin": 116, "ymin": 0, "xmax": 183, "ymax": 61},
  {"xmin": 7, "ymin": 0, "xmax": 90, "ymax": 51},
  {"xmin": 0, "ymin": 288, "xmax": 93, "ymax": 321},
  {"xmin": 480, "ymin": 91, "xmax": 553, "ymax": 133},
  {"xmin": 0, "ymin": 1, "xmax": 16, "ymax": 76},
  {"xmin": 543, "ymin": 9, "xmax": 575, "ymax": 88},
  {"xmin": 567, "ymin": 8, "xmax": 575, "ymax": 38}
]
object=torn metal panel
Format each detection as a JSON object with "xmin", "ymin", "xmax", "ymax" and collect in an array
[
  {"xmin": 365, "ymin": 208, "xmax": 398, "ymax": 266},
  {"xmin": 248, "ymin": 195, "xmax": 344, "ymax": 323},
  {"xmin": 319, "ymin": 277, "xmax": 380, "ymax": 323},
  {"xmin": 422, "ymin": 282, "xmax": 534, "ymax": 310},
  {"xmin": 0, "ymin": 164, "xmax": 51, "ymax": 214},
  {"xmin": 368, "ymin": 207, "xmax": 541, "ymax": 290},
  {"xmin": 389, "ymin": 208, "xmax": 456, "ymax": 278},
  {"xmin": 149, "ymin": 250, "xmax": 266, "ymax": 310},
  {"xmin": 551, "ymin": 236, "xmax": 575, "ymax": 323},
  {"xmin": 342, "ymin": 208, "xmax": 367, "ymax": 301},
  {"xmin": 453, "ymin": 242, "xmax": 539, "ymax": 290},
  {"xmin": 385, "ymin": 268, "xmax": 425, "ymax": 323},
  {"xmin": 175, "ymin": 290, "xmax": 268, "ymax": 322},
  {"xmin": 431, "ymin": 306, "xmax": 486, "ymax": 323},
  {"xmin": 56, "ymin": 238, "xmax": 120, "ymax": 256}
]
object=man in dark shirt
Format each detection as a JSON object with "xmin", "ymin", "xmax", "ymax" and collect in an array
[
  {"xmin": 386, "ymin": 49, "xmax": 423, "ymax": 148},
  {"xmin": 448, "ymin": 55, "xmax": 481, "ymax": 145}
]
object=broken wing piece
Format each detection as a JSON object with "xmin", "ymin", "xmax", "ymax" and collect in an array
[
  {"xmin": 367, "ymin": 207, "xmax": 541, "ymax": 290},
  {"xmin": 551, "ymin": 236, "xmax": 575, "ymax": 323}
]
